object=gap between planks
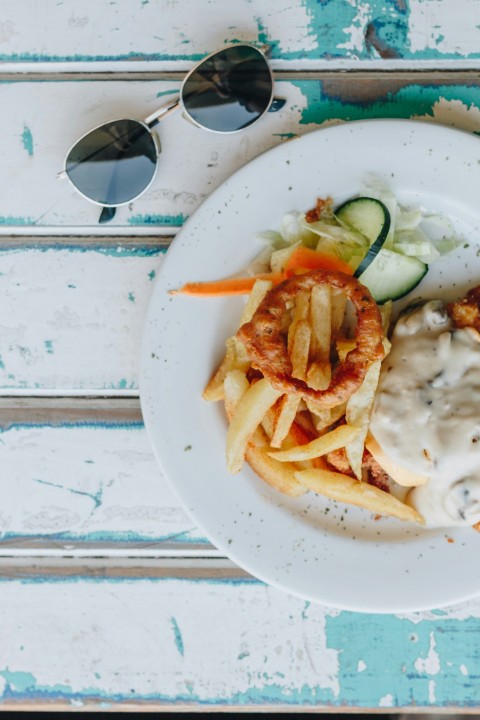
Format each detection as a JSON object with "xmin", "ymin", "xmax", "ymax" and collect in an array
[
  {"xmin": 0, "ymin": 556, "xmax": 247, "ymax": 579},
  {"xmin": 2, "ymin": 63, "xmax": 480, "ymax": 77},
  {"xmin": 0, "ymin": 396, "xmax": 143, "ymax": 422}
]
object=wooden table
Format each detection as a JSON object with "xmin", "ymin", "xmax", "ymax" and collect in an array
[{"xmin": 2, "ymin": 0, "xmax": 480, "ymax": 711}]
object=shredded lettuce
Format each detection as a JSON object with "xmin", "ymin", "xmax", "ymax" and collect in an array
[{"xmin": 256, "ymin": 182, "xmax": 460, "ymax": 275}]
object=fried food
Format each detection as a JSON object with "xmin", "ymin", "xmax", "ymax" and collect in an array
[
  {"xmin": 447, "ymin": 285, "xmax": 480, "ymax": 332},
  {"xmin": 202, "ymin": 265, "xmax": 421, "ymax": 525},
  {"xmin": 295, "ymin": 468, "xmax": 424, "ymax": 524},
  {"xmin": 237, "ymin": 270, "xmax": 385, "ymax": 408}
]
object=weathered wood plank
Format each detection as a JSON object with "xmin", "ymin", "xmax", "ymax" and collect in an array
[
  {"xmin": 0, "ymin": 417, "xmax": 212, "ymax": 552},
  {"xmin": 0, "ymin": 245, "xmax": 165, "ymax": 392},
  {"xmin": 1, "ymin": 0, "xmax": 480, "ymax": 68},
  {"xmin": 1, "ymin": 76, "xmax": 480, "ymax": 229},
  {"xmin": 0, "ymin": 570, "xmax": 479, "ymax": 710}
]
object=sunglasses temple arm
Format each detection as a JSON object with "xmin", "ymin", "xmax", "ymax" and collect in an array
[{"xmin": 144, "ymin": 97, "xmax": 181, "ymax": 128}]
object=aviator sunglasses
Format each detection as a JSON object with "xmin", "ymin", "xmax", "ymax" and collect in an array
[{"xmin": 60, "ymin": 43, "xmax": 284, "ymax": 223}]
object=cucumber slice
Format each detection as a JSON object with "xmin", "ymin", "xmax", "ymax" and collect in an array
[
  {"xmin": 335, "ymin": 197, "xmax": 391, "ymax": 277},
  {"xmin": 358, "ymin": 248, "xmax": 428, "ymax": 304}
]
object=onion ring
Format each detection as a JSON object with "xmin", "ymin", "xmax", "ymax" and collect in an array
[{"xmin": 236, "ymin": 270, "xmax": 385, "ymax": 408}]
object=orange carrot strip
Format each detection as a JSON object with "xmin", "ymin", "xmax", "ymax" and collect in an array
[
  {"xmin": 171, "ymin": 272, "xmax": 285, "ymax": 296},
  {"xmin": 285, "ymin": 246, "xmax": 353, "ymax": 276}
]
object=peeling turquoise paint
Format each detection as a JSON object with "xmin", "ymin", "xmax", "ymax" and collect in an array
[
  {"xmin": 128, "ymin": 213, "xmax": 187, "ymax": 226},
  {"xmin": 0, "ymin": 420, "xmax": 145, "ymax": 432},
  {"xmin": 1, "ymin": 1, "xmax": 480, "ymax": 64},
  {"xmin": 296, "ymin": 81, "xmax": 480, "ymax": 126},
  {"xmin": 156, "ymin": 89, "xmax": 178, "ymax": 98},
  {"xmin": 116, "ymin": 378, "xmax": 134, "ymax": 389},
  {"xmin": 0, "ymin": 244, "xmax": 166, "ymax": 256},
  {"xmin": 32, "ymin": 478, "xmax": 104, "ymax": 511},
  {"xmin": 325, "ymin": 612, "xmax": 480, "ymax": 707},
  {"xmin": 0, "ymin": 669, "xmax": 37, "ymax": 693},
  {"xmin": 0, "ymin": 528, "xmax": 208, "ymax": 545},
  {"xmin": 170, "ymin": 617, "xmax": 185, "ymax": 657},
  {"xmin": 0, "ymin": 216, "xmax": 35, "ymax": 225},
  {"xmin": 44, "ymin": 340, "xmax": 54, "ymax": 355},
  {"xmin": 127, "ymin": 291, "xmax": 135, "ymax": 302},
  {"xmin": 0, "ymin": 356, "xmax": 4, "ymax": 370},
  {"xmin": 21, "ymin": 126, "xmax": 34, "ymax": 156},
  {"xmin": 1, "ymin": 597, "xmax": 479, "ymax": 707}
]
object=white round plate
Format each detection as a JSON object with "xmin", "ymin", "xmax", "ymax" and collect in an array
[{"xmin": 140, "ymin": 119, "xmax": 480, "ymax": 613}]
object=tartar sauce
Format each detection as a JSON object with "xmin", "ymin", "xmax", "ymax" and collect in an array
[{"xmin": 370, "ymin": 300, "xmax": 480, "ymax": 528}]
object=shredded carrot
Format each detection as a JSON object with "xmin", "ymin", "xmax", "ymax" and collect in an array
[
  {"xmin": 172, "ymin": 248, "xmax": 352, "ymax": 296},
  {"xmin": 284, "ymin": 246, "xmax": 353, "ymax": 276},
  {"xmin": 171, "ymin": 272, "xmax": 285, "ymax": 296}
]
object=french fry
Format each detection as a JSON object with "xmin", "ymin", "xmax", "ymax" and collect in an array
[
  {"xmin": 204, "ymin": 279, "xmax": 272, "ymax": 401},
  {"xmin": 306, "ymin": 361, "xmax": 331, "ymax": 391},
  {"xmin": 306, "ymin": 400, "xmax": 346, "ymax": 434},
  {"xmin": 271, "ymin": 394, "xmax": 301, "ymax": 448},
  {"xmin": 307, "ymin": 284, "xmax": 332, "ymax": 390},
  {"xmin": 287, "ymin": 290, "xmax": 310, "ymax": 353},
  {"xmin": 345, "ymin": 339, "xmax": 391, "ymax": 479},
  {"xmin": 238, "ymin": 279, "xmax": 273, "ymax": 325},
  {"xmin": 226, "ymin": 377, "xmax": 282, "ymax": 473},
  {"xmin": 290, "ymin": 319, "xmax": 312, "ymax": 381},
  {"xmin": 225, "ymin": 386, "xmax": 306, "ymax": 496},
  {"xmin": 269, "ymin": 423, "xmax": 360, "ymax": 462},
  {"xmin": 223, "ymin": 369, "xmax": 250, "ymax": 419},
  {"xmin": 246, "ymin": 426, "xmax": 306, "ymax": 497},
  {"xmin": 336, "ymin": 337, "xmax": 356, "ymax": 362},
  {"xmin": 331, "ymin": 288, "xmax": 347, "ymax": 337},
  {"xmin": 345, "ymin": 358, "xmax": 383, "ymax": 480},
  {"xmin": 295, "ymin": 468, "xmax": 425, "ymax": 524},
  {"xmin": 309, "ymin": 284, "xmax": 331, "ymax": 356},
  {"xmin": 379, "ymin": 299, "xmax": 392, "ymax": 334},
  {"xmin": 203, "ymin": 337, "xmax": 250, "ymax": 401},
  {"xmin": 270, "ymin": 243, "xmax": 299, "ymax": 274}
]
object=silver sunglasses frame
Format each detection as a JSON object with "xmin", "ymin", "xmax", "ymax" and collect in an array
[
  {"xmin": 60, "ymin": 119, "xmax": 161, "ymax": 209},
  {"xmin": 60, "ymin": 43, "xmax": 276, "ymax": 211},
  {"xmin": 144, "ymin": 42, "xmax": 275, "ymax": 132}
]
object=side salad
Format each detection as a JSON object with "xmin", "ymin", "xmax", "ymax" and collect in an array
[{"xmin": 174, "ymin": 182, "xmax": 459, "ymax": 303}]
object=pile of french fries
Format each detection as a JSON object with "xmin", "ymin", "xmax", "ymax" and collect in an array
[{"xmin": 203, "ymin": 277, "xmax": 424, "ymax": 525}]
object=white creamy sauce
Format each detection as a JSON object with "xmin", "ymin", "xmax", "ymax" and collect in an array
[{"xmin": 370, "ymin": 300, "xmax": 480, "ymax": 528}]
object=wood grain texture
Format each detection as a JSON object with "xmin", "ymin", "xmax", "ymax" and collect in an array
[
  {"xmin": 0, "ymin": 245, "xmax": 166, "ymax": 392},
  {"xmin": 1, "ymin": 76, "xmax": 480, "ymax": 229},
  {"xmin": 0, "ymin": 572, "xmax": 479, "ymax": 710},
  {"xmin": 3, "ymin": 0, "xmax": 480, "ymax": 709},
  {"xmin": 1, "ymin": 0, "xmax": 480, "ymax": 68},
  {"xmin": 0, "ymin": 417, "xmax": 212, "ymax": 552}
]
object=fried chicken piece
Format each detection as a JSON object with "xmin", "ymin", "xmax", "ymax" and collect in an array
[
  {"xmin": 326, "ymin": 447, "xmax": 390, "ymax": 493},
  {"xmin": 304, "ymin": 197, "xmax": 334, "ymax": 224},
  {"xmin": 362, "ymin": 450, "xmax": 390, "ymax": 493},
  {"xmin": 447, "ymin": 286, "xmax": 480, "ymax": 333},
  {"xmin": 326, "ymin": 446, "xmax": 354, "ymax": 476}
]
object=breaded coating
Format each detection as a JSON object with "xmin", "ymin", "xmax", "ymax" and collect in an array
[{"xmin": 447, "ymin": 286, "xmax": 480, "ymax": 332}]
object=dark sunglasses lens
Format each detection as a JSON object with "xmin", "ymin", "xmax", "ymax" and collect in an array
[
  {"xmin": 66, "ymin": 119, "xmax": 157, "ymax": 206},
  {"xmin": 182, "ymin": 46, "xmax": 272, "ymax": 133}
]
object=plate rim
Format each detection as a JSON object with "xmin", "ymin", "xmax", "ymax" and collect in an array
[{"xmin": 140, "ymin": 118, "xmax": 480, "ymax": 613}]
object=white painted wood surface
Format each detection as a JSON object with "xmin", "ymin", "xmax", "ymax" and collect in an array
[
  {"xmin": 2, "ymin": 0, "xmax": 480, "ymax": 71},
  {"xmin": 0, "ymin": 421, "xmax": 210, "ymax": 553},
  {"xmin": 3, "ymin": 0, "xmax": 480, "ymax": 711},
  {"xmin": 1, "ymin": 565, "xmax": 480, "ymax": 710},
  {"xmin": 3, "ymin": 78, "xmax": 480, "ymax": 229}
]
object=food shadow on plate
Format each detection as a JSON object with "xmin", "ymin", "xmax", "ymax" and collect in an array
[{"xmin": 257, "ymin": 484, "xmax": 435, "ymax": 545}]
